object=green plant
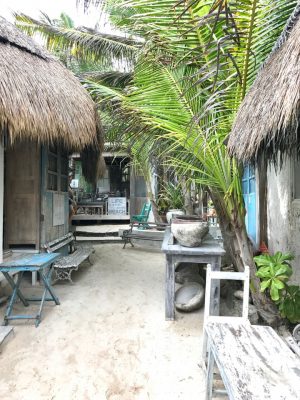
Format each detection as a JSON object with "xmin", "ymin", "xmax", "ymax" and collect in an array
[
  {"xmin": 255, "ymin": 252, "xmax": 300, "ymax": 323},
  {"xmin": 279, "ymin": 285, "xmax": 300, "ymax": 324},
  {"xmin": 157, "ymin": 182, "xmax": 184, "ymax": 212},
  {"xmin": 254, "ymin": 252, "xmax": 294, "ymax": 301}
]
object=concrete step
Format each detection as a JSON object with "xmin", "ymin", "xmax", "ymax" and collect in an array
[
  {"xmin": 76, "ymin": 231, "xmax": 119, "ymax": 237},
  {"xmin": 76, "ymin": 236, "xmax": 123, "ymax": 244},
  {"xmin": 0, "ymin": 326, "xmax": 14, "ymax": 348}
]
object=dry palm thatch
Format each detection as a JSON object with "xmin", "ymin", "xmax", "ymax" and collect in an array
[
  {"xmin": 0, "ymin": 17, "xmax": 105, "ymax": 181},
  {"xmin": 227, "ymin": 4, "xmax": 300, "ymax": 163}
]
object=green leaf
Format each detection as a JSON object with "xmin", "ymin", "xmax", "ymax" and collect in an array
[
  {"xmin": 272, "ymin": 278, "xmax": 285, "ymax": 290},
  {"xmin": 255, "ymin": 266, "xmax": 271, "ymax": 278},
  {"xmin": 260, "ymin": 279, "xmax": 271, "ymax": 292},
  {"xmin": 270, "ymin": 284, "xmax": 280, "ymax": 301}
]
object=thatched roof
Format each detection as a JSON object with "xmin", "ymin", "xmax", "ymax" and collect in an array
[
  {"xmin": 227, "ymin": 4, "xmax": 300, "ymax": 163},
  {"xmin": 0, "ymin": 17, "xmax": 104, "ymax": 159}
]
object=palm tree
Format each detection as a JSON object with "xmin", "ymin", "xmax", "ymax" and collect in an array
[
  {"xmin": 86, "ymin": 0, "xmax": 297, "ymax": 324},
  {"xmin": 16, "ymin": 0, "xmax": 298, "ymax": 323}
]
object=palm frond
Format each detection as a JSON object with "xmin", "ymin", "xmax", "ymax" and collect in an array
[{"xmin": 15, "ymin": 13, "xmax": 141, "ymax": 65}]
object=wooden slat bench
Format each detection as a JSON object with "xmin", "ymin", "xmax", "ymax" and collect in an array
[
  {"xmin": 43, "ymin": 233, "xmax": 94, "ymax": 284},
  {"xmin": 121, "ymin": 221, "xmax": 168, "ymax": 249},
  {"xmin": 205, "ymin": 321, "xmax": 300, "ymax": 400}
]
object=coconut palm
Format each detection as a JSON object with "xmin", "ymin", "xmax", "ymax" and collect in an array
[
  {"xmin": 16, "ymin": 0, "xmax": 298, "ymax": 323},
  {"xmin": 84, "ymin": 0, "xmax": 297, "ymax": 323}
]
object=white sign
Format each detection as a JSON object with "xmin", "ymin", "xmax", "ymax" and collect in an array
[
  {"xmin": 70, "ymin": 179, "xmax": 79, "ymax": 189},
  {"xmin": 107, "ymin": 197, "xmax": 127, "ymax": 215}
]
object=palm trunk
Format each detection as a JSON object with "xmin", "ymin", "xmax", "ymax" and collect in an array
[
  {"xmin": 210, "ymin": 191, "xmax": 279, "ymax": 326},
  {"xmin": 181, "ymin": 177, "xmax": 193, "ymax": 215},
  {"xmin": 145, "ymin": 178, "xmax": 163, "ymax": 223},
  {"xmin": 234, "ymin": 218, "xmax": 279, "ymax": 326}
]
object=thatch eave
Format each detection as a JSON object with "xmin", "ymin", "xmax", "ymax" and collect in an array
[
  {"xmin": 227, "ymin": 4, "xmax": 300, "ymax": 163},
  {"xmin": 0, "ymin": 17, "xmax": 104, "ymax": 154}
]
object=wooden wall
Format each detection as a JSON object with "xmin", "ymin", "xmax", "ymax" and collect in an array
[
  {"xmin": 4, "ymin": 141, "xmax": 40, "ymax": 249},
  {"xmin": 40, "ymin": 147, "xmax": 69, "ymax": 246}
]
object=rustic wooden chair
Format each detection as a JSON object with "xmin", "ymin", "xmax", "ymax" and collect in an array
[{"xmin": 132, "ymin": 202, "xmax": 152, "ymax": 225}]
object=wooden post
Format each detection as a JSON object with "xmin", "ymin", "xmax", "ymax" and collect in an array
[{"xmin": 165, "ymin": 255, "xmax": 175, "ymax": 320}]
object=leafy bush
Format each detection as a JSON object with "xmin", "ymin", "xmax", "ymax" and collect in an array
[
  {"xmin": 279, "ymin": 285, "xmax": 300, "ymax": 324},
  {"xmin": 254, "ymin": 252, "xmax": 293, "ymax": 301},
  {"xmin": 157, "ymin": 182, "xmax": 184, "ymax": 213},
  {"xmin": 254, "ymin": 251, "xmax": 300, "ymax": 323}
]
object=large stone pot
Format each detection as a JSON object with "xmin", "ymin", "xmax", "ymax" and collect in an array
[
  {"xmin": 171, "ymin": 215, "xmax": 208, "ymax": 247},
  {"xmin": 166, "ymin": 209, "xmax": 185, "ymax": 223}
]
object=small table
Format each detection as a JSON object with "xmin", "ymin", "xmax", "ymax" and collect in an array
[
  {"xmin": 161, "ymin": 228, "xmax": 225, "ymax": 320},
  {"xmin": 0, "ymin": 253, "xmax": 61, "ymax": 327},
  {"xmin": 77, "ymin": 203, "xmax": 104, "ymax": 216}
]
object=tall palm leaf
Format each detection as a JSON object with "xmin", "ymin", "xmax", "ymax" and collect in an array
[{"xmin": 15, "ymin": 12, "xmax": 141, "ymax": 67}]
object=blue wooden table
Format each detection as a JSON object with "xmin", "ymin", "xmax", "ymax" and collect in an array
[{"xmin": 0, "ymin": 253, "xmax": 61, "ymax": 327}]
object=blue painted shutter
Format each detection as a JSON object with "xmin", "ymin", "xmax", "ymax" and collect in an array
[{"xmin": 242, "ymin": 165, "xmax": 257, "ymax": 244}]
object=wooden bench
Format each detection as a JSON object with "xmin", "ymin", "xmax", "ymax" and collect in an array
[
  {"xmin": 121, "ymin": 221, "xmax": 168, "ymax": 249},
  {"xmin": 43, "ymin": 233, "xmax": 94, "ymax": 284},
  {"xmin": 203, "ymin": 265, "xmax": 300, "ymax": 399}
]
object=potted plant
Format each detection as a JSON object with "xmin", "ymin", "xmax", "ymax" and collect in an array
[{"xmin": 157, "ymin": 182, "xmax": 185, "ymax": 223}]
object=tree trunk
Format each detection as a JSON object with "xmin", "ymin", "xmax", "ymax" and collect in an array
[
  {"xmin": 145, "ymin": 179, "xmax": 163, "ymax": 224},
  {"xmin": 181, "ymin": 177, "xmax": 193, "ymax": 215},
  {"xmin": 210, "ymin": 191, "xmax": 280, "ymax": 326},
  {"xmin": 234, "ymin": 221, "xmax": 279, "ymax": 326}
]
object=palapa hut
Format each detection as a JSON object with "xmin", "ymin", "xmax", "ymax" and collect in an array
[
  {"xmin": 227, "ymin": 3, "xmax": 300, "ymax": 283},
  {"xmin": 0, "ymin": 17, "xmax": 104, "ymax": 264}
]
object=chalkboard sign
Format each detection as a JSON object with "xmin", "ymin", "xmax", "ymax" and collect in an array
[{"xmin": 107, "ymin": 197, "xmax": 127, "ymax": 215}]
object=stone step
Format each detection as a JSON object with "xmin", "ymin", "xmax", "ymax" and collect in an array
[
  {"xmin": 0, "ymin": 326, "xmax": 14, "ymax": 347},
  {"xmin": 76, "ymin": 236, "xmax": 123, "ymax": 244}
]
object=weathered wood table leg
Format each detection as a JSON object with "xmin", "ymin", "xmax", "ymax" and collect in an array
[
  {"xmin": 210, "ymin": 256, "xmax": 221, "ymax": 316},
  {"xmin": 3, "ymin": 271, "xmax": 29, "ymax": 306},
  {"xmin": 165, "ymin": 255, "xmax": 175, "ymax": 320}
]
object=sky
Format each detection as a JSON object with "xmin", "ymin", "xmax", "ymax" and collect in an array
[{"xmin": 0, "ymin": 0, "xmax": 101, "ymax": 27}]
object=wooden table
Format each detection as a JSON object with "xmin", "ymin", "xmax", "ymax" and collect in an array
[
  {"xmin": 78, "ymin": 204, "xmax": 104, "ymax": 215},
  {"xmin": 0, "ymin": 253, "xmax": 61, "ymax": 327},
  {"xmin": 161, "ymin": 228, "xmax": 225, "ymax": 320}
]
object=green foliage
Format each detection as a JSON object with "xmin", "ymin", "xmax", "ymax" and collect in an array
[
  {"xmin": 255, "ymin": 252, "xmax": 300, "ymax": 323},
  {"xmin": 255, "ymin": 252, "xmax": 293, "ymax": 301},
  {"xmin": 157, "ymin": 182, "xmax": 184, "ymax": 212},
  {"xmin": 279, "ymin": 286, "xmax": 300, "ymax": 324}
]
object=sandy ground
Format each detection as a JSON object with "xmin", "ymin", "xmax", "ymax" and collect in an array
[{"xmin": 0, "ymin": 244, "xmax": 207, "ymax": 400}]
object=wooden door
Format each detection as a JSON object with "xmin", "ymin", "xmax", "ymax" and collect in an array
[{"xmin": 4, "ymin": 141, "xmax": 40, "ymax": 249}]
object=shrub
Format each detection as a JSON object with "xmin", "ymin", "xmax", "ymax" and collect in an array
[{"xmin": 254, "ymin": 251, "xmax": 300, "ymax": 323}]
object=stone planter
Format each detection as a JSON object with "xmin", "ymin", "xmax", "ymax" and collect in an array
[
  {"xmin": 166, "ymin": 209, "xmax": 185, "ymax": 223},
  {"xmin": 175, "ymin": 282, "xmax": 205, "ymax": 312},
  {"xmin": 171, "ymin": 215, "xmax": 209, "ymax": 247}
]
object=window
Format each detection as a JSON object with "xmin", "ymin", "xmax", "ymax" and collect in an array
[{"xmin": 47, "ymin": 147, "xmax": 68, "ymax": 192}]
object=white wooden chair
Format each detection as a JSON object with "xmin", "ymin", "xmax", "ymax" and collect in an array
[
  {"xmin": 203, "ymin": 264, "xmax": 250, "ymax": 357},
  {"xmin": 203, "ymin": 264, "xmax": 250, "ymax": 399}
]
